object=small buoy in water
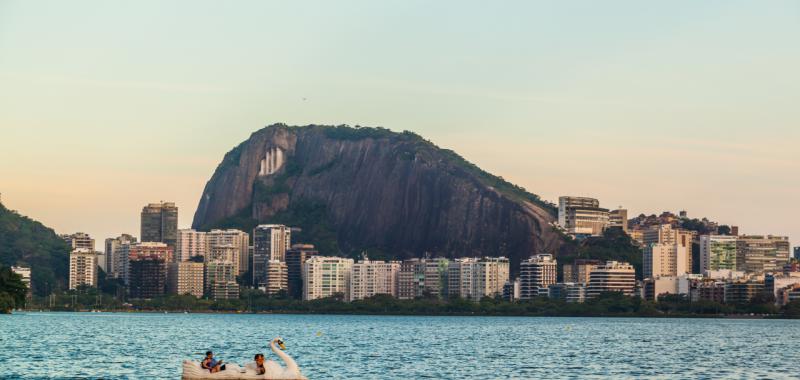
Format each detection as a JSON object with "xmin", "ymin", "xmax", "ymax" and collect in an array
[
  {"xmin": 316, "ymin": 332, "xmax": 322, "ymax": 337},
  {"xmin": 565, "ymin": 325, "xmax": 572, "ymax": 331}
]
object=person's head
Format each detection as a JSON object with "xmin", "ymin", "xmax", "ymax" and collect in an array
[
  {"xmin": 205, "ymin": 351, "xmax": 213, "ymax": 359},
  {"xmin": 254, "ymin": 353, "xmax": 264, "ymax": 364}
]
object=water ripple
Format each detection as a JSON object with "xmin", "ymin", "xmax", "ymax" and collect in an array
[{"xmin": 1, "ymin": 313, "xmax": 798, "ymax": 379}]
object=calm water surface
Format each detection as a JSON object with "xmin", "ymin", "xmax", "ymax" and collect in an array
[{"xmin": 1, "ymin": 312, "xmax": 799, "ymax": 379}]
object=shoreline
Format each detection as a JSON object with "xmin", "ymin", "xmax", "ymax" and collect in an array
[{"xmin": 11, "ymin": 309, "xmax": 782, "ymax": 319}]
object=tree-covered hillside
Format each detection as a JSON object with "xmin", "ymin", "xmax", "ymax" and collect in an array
[
  {"xmin": 0, "ymin": 265, "xmax": 27, "ymax": 312},
  {"xmin": 0, "ymin": 202, "xmax": 69, "ymax": 295}
]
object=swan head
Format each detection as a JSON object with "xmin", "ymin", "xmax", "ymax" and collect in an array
[{"xmin": 273, "ymin": 337, "xmax": 286, "ymax": 350}]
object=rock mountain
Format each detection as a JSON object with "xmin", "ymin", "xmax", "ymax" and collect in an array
[{"xmin": 192, "ymin": 124, "xmax": 562, "ymax": 269}]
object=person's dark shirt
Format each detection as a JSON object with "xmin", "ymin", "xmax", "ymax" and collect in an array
[{"xmin": 256, "ymin": 362, "xmax": 265, "ymax": 375}]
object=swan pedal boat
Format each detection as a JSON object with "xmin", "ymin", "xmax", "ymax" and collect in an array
[{"xmin": 182, "ymin": 337, "xmax": 307, "ymax": 380}]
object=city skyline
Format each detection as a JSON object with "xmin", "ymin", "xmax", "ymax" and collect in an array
[{"xmin": 1, "ymin": 1, "xmax": 798, "ymax": 247}]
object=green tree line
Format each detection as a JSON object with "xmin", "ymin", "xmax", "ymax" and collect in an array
[{"xmin": 23, "ymin": 288, "xmax": 800, "ymax": 319}]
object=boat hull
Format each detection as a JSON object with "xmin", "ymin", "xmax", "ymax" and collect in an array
[{"xmin": 181, "ymin": 361, "xmax": 306, "ymax": 380}]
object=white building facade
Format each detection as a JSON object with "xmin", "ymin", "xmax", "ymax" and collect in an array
[
  {"xmin": 349, "ymin": 259, "xmax": 400, "ymax": 301},
  {"xmin": 175, "ymin": 229, "xmax": 207, "ymax": 262},
  {"xmin": 69, "ymin": 248, "xmax": 98, "ymax": 290},
  {"xmin": 519, "ymin": 254, "xmax": 557, "ymax": 299},
  {"xmin": 303, "ymin": 256, "xmax": 353, "ymax": 301},
  {"xmin": 207, "ymin": 229, "xmax": 250, "ymax": 275}
]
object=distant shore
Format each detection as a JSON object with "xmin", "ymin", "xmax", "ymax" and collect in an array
[
  {"xmin": 20, "ymin": 291, "xmax": 798, "ymax": 319},
  {"xmin": 11, "ymin": 308, "xmax": 783, "ymax": 319}
]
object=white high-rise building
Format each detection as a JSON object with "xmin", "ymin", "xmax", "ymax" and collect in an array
[
  {"xmin": 448, "ymin": 258, "xmax": 477, "ymax": 299},
  {"xmin": 348, "ymin": 259, "xmax": 400, "ymax": 302},
  {"xmin": 476, "ymin": 257, "xmax": 510, "ymax": 299},
  {"xmin": 397, "ymin": 258, "xmax": 449, "ymax": 299},
  {"xmin": 502, "ymin": 278, "xmax": 521, "ymax": 301},
  {"xmin": 105, "ymin": 234, "xmax": 137, "ymax": 280},
  {"xmin": 62, "ymin": 232, "xmax": 95, "ymax": 250},
  {"xmin": 208, "ymin": 244, "xmax": 240, "ymax": 275},
  {"xmin": 175, "ymin": 229, "xmax": 207, "ymax": 262},
  {"xmin": 253, "ymin": 225, "xmax": 291, "ymax": 287},
  {"xmin": 205, "ymin": 260, "xmax": 239, "ymax": 300},
  {"xmin": 548, "ymin": 282, "xmax": 587, "ymax": 303},
  {"xmin": 116, "ymin": 243, "xmax": 132, "ymax": 285},
  {"xmin": 519, "ymin": 254, "xmax": 557, "ymax": 299},
  {"xmin": 207, "ymin": 229, "xmax": 250, "ymax": 275},
  {"xmin": 447, "ymin": 257, "xmax": 510, "ymax": 300},
  {"xmin": 608, "ymin": 208, "xmax": 629, "ymax": 233},
  {"xmin": 558, "ymin": 196, "xmax": 609, "ymax": 236},
  {"xmin": 700, "ymin": 235, "xmax": 738, "ymax": 272},
  {"xmin": 736, "ymin": 235, "xmax": 791, "ymax": 274},
  {"xmin": 263, "ymin": 260, "xmax": 289, "ymax": 296},
  {"xmin": 641, "ymin": 275, "xmax": 697, "ymax": 301},
  {"xmin": 643, "ymin": 224, "xmax": 693, "ymax": 274},
  {"xmin": 303, "ymin": 256, "xmax": 353, "ymax": 301},
  {"xmin": 643, "ymin": 243, "xmax": 688, "ymax": 279},
  {"xmin": 69, "ymin": 248, "xmax": 98, "ymax": 290},
  {"xmin": 586, "ymin": 261, "xmax": 636, "ymax": 298}
]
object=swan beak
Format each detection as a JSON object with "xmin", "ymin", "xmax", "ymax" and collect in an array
[{"xmin": 278, "ymin": 341, "xmax": 286, "ymax": 350}]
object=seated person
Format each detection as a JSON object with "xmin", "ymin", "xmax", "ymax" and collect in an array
[
  {"xmin": 201, "ymin": 351, "xmax": 225, "ymax": 373},
  {"xmin": 253, "ymin": 353, "xmax": 266, "ymax": 375}
]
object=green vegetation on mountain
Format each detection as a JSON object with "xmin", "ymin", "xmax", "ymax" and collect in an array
[
  {"xmin": 558, "ymin": 227, "xmax": 644, "ymax": 279},
  {"xmin": 0, "ymin": 265, "xmax": 27, "ymax": 313},
  {"xmin": 211, "ymin": 141, "xmax": 248, "ymax": 177},
  {"xmin": 322, "ymin": 124, "xmax": 399, "ymax": 141},
  {"xmin": 202, "ymin": 200, "xmax": 341, "ymax": 257},
  {"xmin": 267, "ymin": 201, "xmax": 341, "ymax": 256},
  {"xmin": 0, "ymin": 202, "xmax": 68, "ymax": 296},
  {"xmin": 679, "ymin": 218, "xmax": 731, "ymax": 235}
]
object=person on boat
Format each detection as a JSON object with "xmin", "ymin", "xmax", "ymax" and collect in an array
[
  {"xmin": 201, "ymin": 351, "xmax": 225, "ymax": 373},
  {"xmin": 253, "ymin": 353, "xmax": 266, "ymax": 375}
]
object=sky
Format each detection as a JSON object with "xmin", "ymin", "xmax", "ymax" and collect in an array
[{"xmin": 1, "ymin": 1, "xmax": 798, "ymax": 250}]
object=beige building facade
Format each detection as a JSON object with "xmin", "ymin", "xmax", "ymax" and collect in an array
[
  {"xmin": 69, "ymin": 248, "xmax": 98, "ymax": 290},
  {"xmin": 348, "ymin": 259, "xmax": 400, "ymax": 301},
  {"xmin": 167, "ymin": 261, "xmax": 204, "ymax": 298}
]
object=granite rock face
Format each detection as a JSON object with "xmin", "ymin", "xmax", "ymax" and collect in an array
[{"xmin": 192, "ymin": 124, "xmax": 562, "ymax": 268}]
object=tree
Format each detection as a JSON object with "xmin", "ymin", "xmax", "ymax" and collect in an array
[
  {"xmin": 784, "ymin": 300, "xmax": 800, "ymax": 318},
  {"xmin": 0, "ymin": 203, "xmax": 70, "ymax": 296},
  {"xmin": 574, "ymin": 227, "xmax": 644, "ymax": 278},
  {"xmin": 98, "ymin": 269, "xmax": 124, "ymax": 297},
  {"xmin": 0, "ymin": 293, "xmax": 14, "ymax": 313},
  {"xmin": 0, "ymin": 266, "xmax": 27, "ymax": 312}
]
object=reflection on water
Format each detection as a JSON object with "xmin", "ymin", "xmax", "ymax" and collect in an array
[{"xmin": 1, "ymin": 313, "xmax": 798, "ymax": 379}]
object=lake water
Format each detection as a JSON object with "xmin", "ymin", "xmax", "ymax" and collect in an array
[{"xmin": 1, "ymin": 312, "xmax": 798, "ymax": 379}]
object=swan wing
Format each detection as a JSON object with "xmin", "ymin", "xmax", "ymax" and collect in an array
[{"xmin": 263, "ymin": 360, "xmax": 283, "ymax": 374}]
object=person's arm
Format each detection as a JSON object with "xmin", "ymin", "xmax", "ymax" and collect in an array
[{"xmin": 201, "ymin": 359, "xmax": 210, "ymax": 369}]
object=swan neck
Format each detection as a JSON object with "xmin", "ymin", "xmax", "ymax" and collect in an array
[{"xmin": 271, "ymin": 340, "xmax": 300, "ymax": 373}]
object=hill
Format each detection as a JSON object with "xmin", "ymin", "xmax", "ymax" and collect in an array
[
  {"xmin": 0, "ymin": 201, "xmax": 69, "ymax": 295},
  {"xmin": 193, "ymin": 124, "xmax": 562, "ymax": 270}
]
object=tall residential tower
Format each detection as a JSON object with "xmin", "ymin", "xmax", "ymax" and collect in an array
[
  {"xmin": 252, "ymin": 224, "xmax": 291, "ymax": 287},
  {"xmin": 140, "ymin": 202, "xmax": 178, "ymax": 248}
]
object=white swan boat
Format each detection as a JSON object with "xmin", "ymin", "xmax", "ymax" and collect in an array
[{"xmin": 182, "ymin": 337, "xmax": 307, "ymax": 380}]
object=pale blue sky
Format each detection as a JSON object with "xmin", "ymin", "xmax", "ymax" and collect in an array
[{"xmin": 1, "ymin": 1, "xmax": 798, "ymax": 249}]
